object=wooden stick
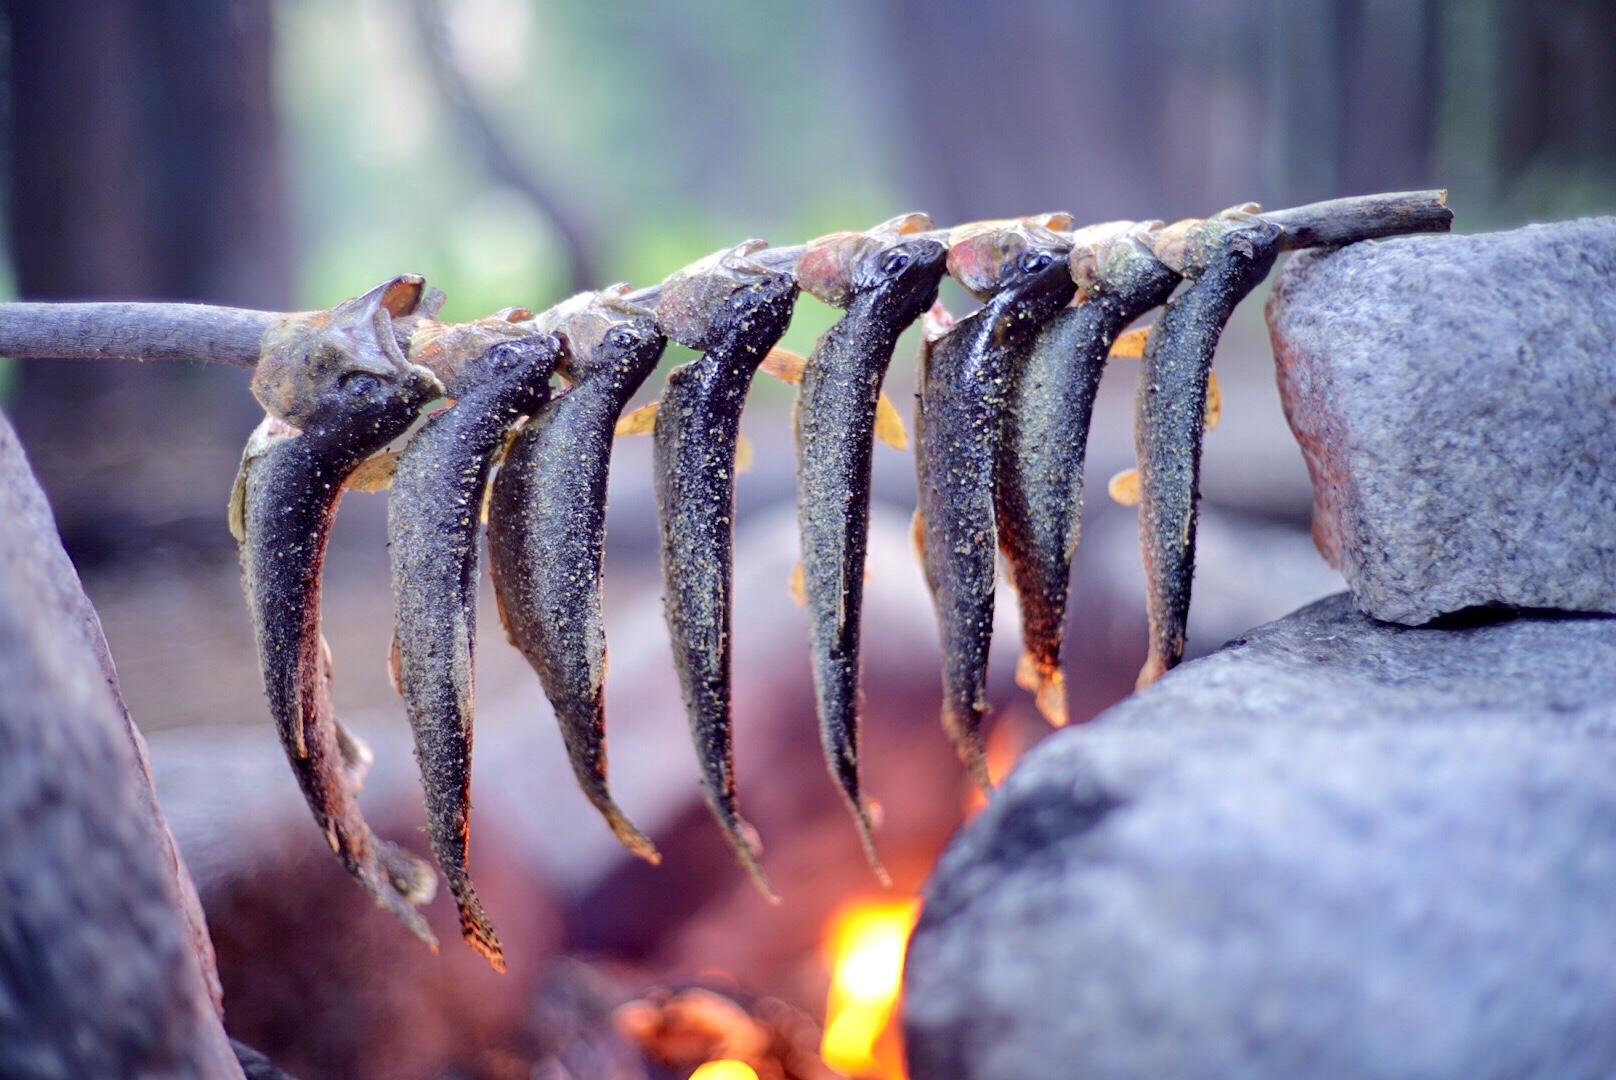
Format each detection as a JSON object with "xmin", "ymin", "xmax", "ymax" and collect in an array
[
  {"xmin": 0, "ymin": 191, "xmax": 1454, "ymax": 366},
  {"xmin": 0, "ymin": 302, "xmax": 277, "ymax": 366},
  {"xmin": 1264, "ymin": 189, "xmax": 1451, "ymax": 251}
]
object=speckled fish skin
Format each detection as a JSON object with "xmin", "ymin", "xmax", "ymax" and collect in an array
[
  {"xmin": 238, "ymin": 362, "xmax": 440, "ymax": 947},
  {"xmin": 916, "ymin": 224, "xmax": 1075, "ymax": 791},
  {"xmin": 996, "ymin": 230, "xmax": 1180, "ymax": 724},
  {"xmin": 1134, "ymin": 213, "xmax": 1282, "ymax": 687},
  {"xmin": 795, "ymin": 225, "xmax": 947, "ymax": 875},
  {"xmin": 653, "ymin": 242, "xmax": 800, "ymax": 897},
  {"xmin": 486, "ymin": 289, "xmax": 667, "ymax": 864},
  {"xmin": 388, "ymin": 333, "xmax": 560, "ymax": 971}
]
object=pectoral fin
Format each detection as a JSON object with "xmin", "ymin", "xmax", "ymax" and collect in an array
[
  {"xmin": 614, "ymin": 401, "xmax": 659, "ymax": 436},
  {"xmin": 735, "ymin": 433, "xmax": 754, "ymax": 474},
  {"xmin": 759, "ymin": 346, "xmax": 807, "ymax": 385},
  {"xmin": 1108, "ymin": 467, "xmax": 1141, "ymax": 507},
  {"xmin": 875, "ymin": 394, "xmax": 909, "ymax": 450},
  {"xmin": 1205, "ymin": 370, "xmax": 1222, "ymax": 432},
  {"xmin": 345, "ymin": 449, "xmax": 401, "ymax": 493},
  {"xmin": 1109, "ymin": 325, "xmax": 1151, "ymax": 359}
]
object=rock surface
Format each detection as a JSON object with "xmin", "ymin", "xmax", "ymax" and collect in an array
[
  {"xmin": 1266, "ymin": 219, "xmax": 1616, "ymax": 624},
  {"xmin": 0, "ymin": 414, "xmax": 243, "ymax": 1080},
  {"xmin": 904, "ymin": 593, "xmax": 1616, "ymax": 1080}
]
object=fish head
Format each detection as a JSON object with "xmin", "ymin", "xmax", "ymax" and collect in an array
[
  {"xmin": 1144, "ymin": 205, "xmax": 1282, "ymax": 279},
  {"xmin": 657, "ymin": 240, "xmax": 798, "ymax": 350},
  {"xmin": 1071, "ymin": 221, "xmax": 1170, "ymax": 301},
  {"xmin": 544, "ymin": 285, "xmax": 666, "ymax": 384},
  {"xmin": 945, "ymin": 216, "xmax": 1073, "ymax": 302},
  {"xmin": 797, "ymin": 212, "xmax": 944, "ymax": 310},
  {"xmin": 408, "ymin": 306, "xmax": 541, "ymax": 398},
  {"xmin": 254, "ymin": 274, "xmax": 443, "ymax": 428}
]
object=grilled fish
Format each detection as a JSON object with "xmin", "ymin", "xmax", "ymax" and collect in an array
[
  {"xmin": 793, "ymin": 214, "xmax": 947, "ymax": 876},
  {"xmin": 1133, "ymin": 208, "xmax": 1282, "ymax": 687},
  {"xmin": 486, "ymin": 287, "xmax": 667, "ymax": 864},
  {"xmin": 232, "ymin": 276, "xmax": 442, "ymax": 945},
  {"xmin": 652, "ymin": 241, "xmax": 800, "ymax": 897},
  {"xmin": 388, "ymin": 320, "xmax": 560, "ymax": 972},
  {"xmin": 915, "ymin": 221, "xmax": 1075, "ymax": 791},
  {"xmin": 996, "ymin": 224, "xmax": 1178, "ymax": 724}
]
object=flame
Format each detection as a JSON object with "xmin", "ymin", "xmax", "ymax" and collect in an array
[
  {"xmin": 820, "ymin": 898, "xmax": 920, "ymax": 1079},
  {"xmin": 690, "ymin": 1062, "xmax": 760, "ymax": 1080}
]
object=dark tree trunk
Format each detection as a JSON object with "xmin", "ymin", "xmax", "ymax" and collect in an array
[{"xmin": 2, "ymin": 0, "xmax": 288, "ymax": 567}]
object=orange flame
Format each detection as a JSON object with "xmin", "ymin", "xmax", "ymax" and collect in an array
[{"xmin": 820, "ymin": 898, "xmax": 920, "ymax": 1079}]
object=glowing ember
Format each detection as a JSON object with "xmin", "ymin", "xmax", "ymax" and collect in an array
[
  {"xmin": 820, "ymin": 898, "xmax": 920, "ymax": 1079},
  {"xmin": 690, "ymin": 1061, "xmax": 761, "ymax": 1080}
]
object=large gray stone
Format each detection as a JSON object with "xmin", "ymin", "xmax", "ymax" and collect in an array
[
  {"xmin": 1266, "ymin": 219, "xmax": 1616, "ymax": 624},
  {"xmin": 904, "ymin": 593, "xmax": 1616, "ymax": 1080}
]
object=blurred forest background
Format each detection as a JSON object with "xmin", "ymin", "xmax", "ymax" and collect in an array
[
  {"xmin": 1, "ymin": 0, "xmax": 1611, "ymax": 573},
  {"xmin": 2, "ymin": 2, "xmax": 1614, "ymax": 1077}
]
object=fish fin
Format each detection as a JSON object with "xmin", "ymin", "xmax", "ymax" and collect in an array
[
  {"xmin": 229, "ymin": 415, "xmax": 294, "ymax": 542},
  {"xmin": 1205, "ymin": 369, "xmax": 1222, "ymax": 432},
  {"xmin": 1109, "ymin": 325, "xmax": 1152, "ymax": 359},
  {"xmin": 944, "ymin": 704, "xmax": 995, "ymax": 795},
  {"xmin": 874, "ymin": 393, "xmax": 909, "ymax": 450},
  {"xmin": 732, "ymin": 818, "xmax": 780, "ymax": 904},
  {"xmin": 759, "ymin": 346, "xmax": 806, "ymax": 386},
  {"xmin": 735, "ymin": 433, "xmax": 754, "ymax": 474},
  {"xmin": 226, "ymin": 462, "xmax": 249, "ymax": 543},
  {"xmin": 1016, "ymin": 654, "xmax": 1069, "ymax": 728},
  {"xmin": 1108, "ymin": 467, "xmax": 1142, "ymax": 507},
  {"xmin": 345, "ymin": 448, "xmax": 401, "ymax": 493},
  {"xmin": 333, "ymin": 717, "xmax": 374, "ymax": 791},
  {"xmin": 851, "ymin": 796, "xmax": 891, "ymax": 887},
  {"xmin": 387, "ymin": 629, "xmax": 404, "ymax": 697},
  {"xmin": 910, "ymin": 510, "xmax": 927, "ymax": 565},
  {"xmin": 788, "ymin": 560, "xmax": 806, "ymax": 607},
  {"xmin": 921, "ymin": 299, "xmax": 956, "ymax": 342},
  {"xmin": 614, "ymin": 401, "xmax": 659, "ymax": 436}
]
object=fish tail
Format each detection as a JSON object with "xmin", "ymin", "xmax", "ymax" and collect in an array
[
  {"xmin": 724, "ymin": 813, "xmax": 779, "ymax": 904},
  {"xmin": 942, "ymin": 701, "xmax": 993, "ymax": 795},
  {"xmin": 1135, "ymin": 650, "xmax": 1170, "ymax": 690},
  {"xmin": 451, "ymin": 886, "xmax": 506, "ymax": 973},
  {"xmin": 599, "ymin": 801, "xmax": 663, "ymax": 866},
  {"xmin": 849, "ymin": 796, "xmax": 890, "ymax": 887},
  {"xmin": 1015, "ymin": 653, "xmax": 1069, "ymax": 727}
]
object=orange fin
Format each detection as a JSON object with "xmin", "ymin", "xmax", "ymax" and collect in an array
[
  {"xmin": 345, "ymin": 449, "xmax": 401, "ymax": 493},
  {"xmin": 1109, "ymin": 325, "xmax": 1151, "ymax": 359},
  {"xmin": 735, "ymin": 433, "xmax": 754, "ymax": 474},
  {"xmin": 788, "ymin": 560, "xmax": 806, "ymax": 607},
  {"xmin": 759, "ymin": 346, "xmax": 807, "ymax": 386},
  {"xmin": 614, "ymin": 401, "xmax": 658, "ymax": 436},
  {"xmin": 1205, "ymin": 369, "xmax": 1222, "ymax": 432},
  {"xmin": 1108, "ymin": 467, "xmax": 1141, "ymax": 507},
  {"xmin": 875, "ymin": 393, "xmax": 909, "ymax": 450}
]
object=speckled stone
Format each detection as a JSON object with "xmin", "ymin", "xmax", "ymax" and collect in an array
[
  {"xmin": 904, "ymin": 593, "xmax": 1616, "ymax": 1080},
  {"xmin": 1266, "ymin": 219, "xmax": 1616, "ymax": 624}
]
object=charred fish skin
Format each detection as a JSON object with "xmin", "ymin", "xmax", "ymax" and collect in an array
[
  {"xmin": 486, "ymin": 290, "xmax": 667, "ymax": 864},
  {"xmin": 1134, "ymin": 213, "xmax": 1282, "ymax": 687},
  {"xmin": 238, "ymin": 341, "xmax": 441, "ymax": 945},
  {"xmin": 795, "ymin": 226, "xmax": 947, "ymax": 874},
  {"xmin": 996, "ymin": 231, "xmax": 1180, "ymax": 725},
  {"xmin": 653, "ymin": 242, "xmax": 800, "ymax": 897},
  {"xmin": 917, "ymin": 227, "xmax": 1076, "ymax": 791},
  {"xmin": 388, "ymin": 333, "xmax": 561, "ymax": 972}
]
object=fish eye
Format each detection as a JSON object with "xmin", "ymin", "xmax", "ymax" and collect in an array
[
  {"xmin": 608, "ymin": 326, "xmax": 638, "ymax": 349},
  {"xmin": 1019, "ymin": 251, "xmax": 1053, "ymax": 273},
  {"xmin": 880, "ymin": 249, "xmax": 912, "ymax": 275},
  {"xmin": 338, "ymin": 371, "xmax": 380, "ymax": 396}
]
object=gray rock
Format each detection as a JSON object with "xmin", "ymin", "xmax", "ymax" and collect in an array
[
  {"xmin": 0, "ymin": 413, "xmax": 243, "ymax": 1080},
  {"xmin": 904, "ymin": 593, "xmax": 1616, "ymax": 1080},
  {"xmin": 1265, "ymin": 219, "xmax": 1616, "ymax": 624}
]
